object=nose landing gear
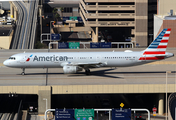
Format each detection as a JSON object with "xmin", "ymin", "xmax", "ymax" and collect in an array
[{"xmin": 21, "ymin": 68, "xmax": 25, "ymax": 75}]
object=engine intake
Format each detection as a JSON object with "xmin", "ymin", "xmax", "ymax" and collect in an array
[{"xmin": 63, "ymin": 66, "xmax": 82, "ymax": 74}]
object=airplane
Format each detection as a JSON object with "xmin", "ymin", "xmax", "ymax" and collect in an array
[{"xmin": 3, "ymin": 28, "xmax": 174, "ymax": 75}]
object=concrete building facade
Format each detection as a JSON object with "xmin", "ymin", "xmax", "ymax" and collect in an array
[
  {"xmin": 0, "ymin": 26, "xmax": 13, "ymax": 49},
  {"xmin": 79, "ymin": 0, "xmax": 148, "ymax": 46},
  {"xmin": 0, "ymin": 84, "xmax": 175, "ymax": 115},
  {"xmin": 46, "ymin": 0, "xmax": 81, "ymax": 21},
  {"xmin": 154, "ymin": 0, "xmax": 176, "ymax": 47},
  {"xmin": 157, "ymin": 0, "xmax": 176, "ymax": 16}
]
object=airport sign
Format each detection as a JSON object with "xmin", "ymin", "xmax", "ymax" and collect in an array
[
  {"xmin": 58, "ymin": 42, "xmax": 69, "ymax": 49},
  {"xmin": 152, "ymin": 107, "xmax": 157, "ymax": 112},
  {"xmin": 100, "ymin": 42, "xmax": 111, "ymax": 48},
  {"xmin": 69, "ymin": 42, "xmax": 80, "ymax": 49},
  {"xmin": 75, "ymin": 109, "xmax": 94, "ymax": 120},
  {"xmin": 120, "ymin": 103, "xmax": 124, "ymax": 108},
  {"xmin": 90, "ymin": 42, "xmax": 100, "ymax": 48},
  {"xmin": 55, "ymin": 109, "xmax": 74, "ymax": 120},
  {"xmin": 70, "ymin": 16, "xmax": 77, "ymax": 21},
  {"xmin": 112, "ymin": 109, "xmax": 131, "ymax": 120},
  {"xmin": 153, "ymin": 111, "xmax": 156, "ymax": 116},
  {"xmin": 51, "ymin": 34, "xmax": 61, "ymax": 41},
  {"xmin": 152, "ymin": 107, "xmax": 157, "ymax": 116}
]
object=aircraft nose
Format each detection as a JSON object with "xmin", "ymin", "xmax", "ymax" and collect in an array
[{"xmin": 3, "ymin": 60, "xmax": 8, "ymax": 66}]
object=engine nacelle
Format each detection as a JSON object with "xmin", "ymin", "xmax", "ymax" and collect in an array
[{"xmin": 63, "ymin": 66, "xmax": 83, "ymax": 74}]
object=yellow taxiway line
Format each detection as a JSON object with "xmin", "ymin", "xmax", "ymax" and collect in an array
[{"xmin": 148, "ymin": 61, "xmax": 176, "ymax": 65}]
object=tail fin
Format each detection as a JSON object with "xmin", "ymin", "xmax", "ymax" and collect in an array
[{"xmin": 143, "ymin": 28, "xmax": 171, "ymax": 55}]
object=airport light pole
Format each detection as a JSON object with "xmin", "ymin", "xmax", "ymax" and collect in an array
[
  {"xmin": 50, "ymin": 21, "xmax": 55, "ymax": 43},
  {"xmin": 0, "ymin": 3, "xmax": 2, "ymax": 16},
  {"xmin": 166, "ymin": 71, "xmax": 171, "ymax": 120},
  {"xmin": 166, "ymin": 71, "xmax": 167, "ymax": 120},
  {"xmin": 47, "ymin": 21, "xmax": 54, "ymax": 85},
  {"xmin": 43, "ymin": 98, "xmax": 47, "ymax": 111},
  {"xmin": 175, "ymin": 65, "xmax": 176, "ymax": 92}
]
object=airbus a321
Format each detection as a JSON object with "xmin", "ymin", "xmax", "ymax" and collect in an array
[{"xmin": 3, "ymin": 28, "xmax": 174, "ymax": 75}]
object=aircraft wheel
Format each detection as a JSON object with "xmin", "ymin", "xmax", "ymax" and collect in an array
[
  {"xmin": 21, "ymin": 68, "xmax": 25, "ymax": 75},
  {"xmin": 85, "ymin": 69, "xmax": 90, "ymax": 75},
  {"xmin": 21, "ymin": 72, "xmax": 25, "ymax": 76}
]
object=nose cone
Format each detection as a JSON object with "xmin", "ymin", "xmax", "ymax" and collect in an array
[
  {"xmin": 3, "ymin": 60, "xmax": 8, "ymax": 66},
  {"xmin": 3, "ymin": 60, "xmax": 10, "ymax": 67}
]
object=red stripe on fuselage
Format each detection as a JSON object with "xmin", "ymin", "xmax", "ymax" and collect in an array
[
  {"xmin": 139, "ymin": 56, "xmax": 165, "ymax": 60},
  {"xmin": 143, "ymin": 51, "xmax": 165, "ymax": 55}
]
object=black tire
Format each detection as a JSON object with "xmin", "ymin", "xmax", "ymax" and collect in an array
[
  {"xmin": 85, "ymin": 69, "xmax": 90, "ymax": 75},
  {"xmin": 21, "ymin": 72, "xmax": 25, "ymax": 76}
]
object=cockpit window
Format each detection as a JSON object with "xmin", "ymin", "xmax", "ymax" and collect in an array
[{"xmin": 9, "ymin": 57, "xmax": 16, "ymax": 60}]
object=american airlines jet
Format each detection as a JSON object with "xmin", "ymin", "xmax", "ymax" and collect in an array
[{"xmin": 3, "ymin": 28, "xmax": 174, "ymax": 75}]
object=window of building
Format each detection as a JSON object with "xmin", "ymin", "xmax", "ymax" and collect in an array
[{"xmin": 64, "ymin": 7, "xmax": 72, "ymax": 13}]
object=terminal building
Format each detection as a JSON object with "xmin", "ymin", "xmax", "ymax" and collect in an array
[
  {"xmin": 79, "ymin": 0, "xmax": 147, "ymax": 46},
  {"xmin": 79, "ymin": 0, "xmax": 158, "ymax": 47},
  {"xmin": 44, "ymin": 0, "xmax": 157, "ymax": 47}
]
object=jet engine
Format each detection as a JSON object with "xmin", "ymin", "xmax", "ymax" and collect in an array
[{"xmin": 63, "ymin": 66, "xmax": 83, "ymax": 74}]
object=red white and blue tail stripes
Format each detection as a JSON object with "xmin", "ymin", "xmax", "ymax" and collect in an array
[
  {"xmin": 139, "ymin": 28, "xmax": 171, "ymax": 61},
  {"xmin": 145, "ymin": 28, "xmax": 170, "ymax": 51}
]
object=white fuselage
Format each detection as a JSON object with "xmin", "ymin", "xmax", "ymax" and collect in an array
[{"xmin": 3, "ymin": 51, "xmax": 159, "ymax": 68}]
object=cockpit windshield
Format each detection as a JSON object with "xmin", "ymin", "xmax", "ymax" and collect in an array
[{"xmin": 9, "ymin": 57, "xmax": 16, "ymax": 60}]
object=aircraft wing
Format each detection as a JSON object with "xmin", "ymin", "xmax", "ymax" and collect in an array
[{"xmin": 61, "ymin": 62, "xmax": 107, "ymax": 68}]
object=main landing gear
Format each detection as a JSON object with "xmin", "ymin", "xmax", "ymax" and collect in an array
[
  {"xmin": 85, "ymin": 69, "xmax": 90, "ymax": 75},
  {"xmin": 21, "ymin": 68, "xmax": 25, "ymax": 75}
]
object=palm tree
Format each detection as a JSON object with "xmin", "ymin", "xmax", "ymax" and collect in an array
[
  {"xmin": 60, "ymin": 7, "xmax": 64, "ymax": 20},
  {"xmin": 55, "ymin": 13, "xmax": 60, "ymax": 22},
  {"xmin": 52, "ymin": 8, "xmax": 58, "ymax": 14},
  {"xmin": 52, "ymin": 8, "xmax": 58, "ymax": 21}
]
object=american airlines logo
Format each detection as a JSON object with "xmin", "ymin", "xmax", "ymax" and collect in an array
[
  {"xmin": 33, "ymin": 55, "xmax": 68, "ymax": 61},
  {"xmin": 26, "ymin": 54, "xmax": 33, "ymax": 62}
]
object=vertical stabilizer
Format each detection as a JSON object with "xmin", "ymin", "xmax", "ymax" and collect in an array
[{"xmin": 143, "ymin": 28, "xmax": 171, "ymax": 55}]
